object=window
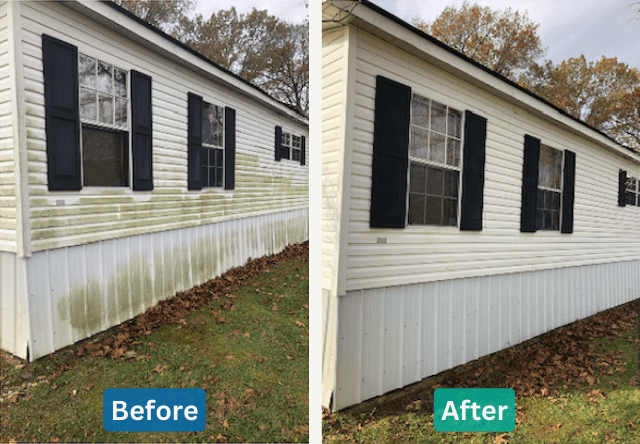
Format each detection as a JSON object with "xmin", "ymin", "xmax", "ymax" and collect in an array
[
  {"xmin": 201, "ymin": 102, "xmax": 224, "ymax": 187},
  {"xmin": 407, "ymin": 93, "xmax": 462, "ymax": 226},
  {"xmin": 78, "ymin": 53, "xmax": 129, "ymax": 186},
  {"xmin": 281, "ymin": 131, "xmax": 302, "ymax": 161},
  {"xmin": 536, "ymin": 145, "xmax": 563, "ymax": 230},
  {"xmin": 626, "ymin": 175, "xmax": 640, "ymax": 206}
]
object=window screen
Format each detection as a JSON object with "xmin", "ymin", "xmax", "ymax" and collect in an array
[{"xmin": 82, "ymin": 126, "xmax": 128, "ymax": 187}]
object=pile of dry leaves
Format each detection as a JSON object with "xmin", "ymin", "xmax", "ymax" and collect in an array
[
  {"xmin": 413, "ymin": 300, "xmax": 639, "ymax": 402},
  {"xmin": 76, "ymin": 241, "xmax": 308, "ymax": 359}
]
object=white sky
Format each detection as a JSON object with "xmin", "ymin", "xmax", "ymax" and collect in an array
[
  {"xmin": 367, "ymin": 0, "xmax": 640, "ymax": 69},
  {"xmin": 191, "ymin": 0, "xmax": 308, "ymax": 24}
]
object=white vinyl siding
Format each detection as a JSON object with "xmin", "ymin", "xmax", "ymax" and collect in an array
[
  {"xmin": 20, "ymin": 1, "xmax": 308, "ymax": 252},
  {"xmin": 0, "ymin": 1, "xmax": 17, "ymax": 252},
  {"xmin": 343, "ymin": 27, "xmax": 640, "ymax": 293},
  {"xmin": 322, "ymin": 26, "xmax": 351, "ymax": 295}
]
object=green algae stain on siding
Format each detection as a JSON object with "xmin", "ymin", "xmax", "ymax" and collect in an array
[
  {"xmin": 50, "ymin": 209, "xmax": 306, "ymax": 350},
  {"xmin": 57, "ymin": 278, "xmax": 106, "ymax": 340}
]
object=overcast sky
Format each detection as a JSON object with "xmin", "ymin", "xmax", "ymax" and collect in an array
[
  {"xmin": 366, "ymin": 0, "xmax": 640, "ymax": 69},
  {"xmin": 191, "ymin": 0, "xmax": 308, "ymax": 24}
]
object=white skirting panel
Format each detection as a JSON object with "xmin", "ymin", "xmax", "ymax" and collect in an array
[
  {"xmin": 16, "ymin": 208, "xmax": 308, "ymax": 360},
  {"xmin": 322, "ymin": 288, "xmax": 338, "ymax": 409},
  {"xmin": 0, "ymin": 251, "xmax": 30, "ymax": 359},
  {"xmin": 333, "ymin": 259, "xmax": 640, "ymax": 410}
]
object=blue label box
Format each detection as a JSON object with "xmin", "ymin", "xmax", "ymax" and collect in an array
[{"xmin": 103, "ymin": 388, "xmax": 206, "ymax": 432}]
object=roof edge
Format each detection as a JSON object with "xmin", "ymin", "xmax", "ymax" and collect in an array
[
  {"xmin": 330, "ymin": 0, "xmax": 637, "ymax": 158},
  {"xmin": 96, "ymin": 0, "xmax": 308, "ymax": 122}
]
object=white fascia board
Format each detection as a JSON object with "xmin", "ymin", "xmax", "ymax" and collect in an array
[
  {"xmin": 326, "ymin": 1, "xmax": 639, "ymax": 163},
  {"xmin": 66, "ymin": 1, "xmax": 307, "ymax": 126}
]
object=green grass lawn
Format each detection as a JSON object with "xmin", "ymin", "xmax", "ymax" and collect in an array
[
  {"xmin": 323, "ymin": 301, "xmax": 639, "ymax": 443},
  {"xmin": 0, "ymin": 250, "xmax": 309, "ymax": 443}
]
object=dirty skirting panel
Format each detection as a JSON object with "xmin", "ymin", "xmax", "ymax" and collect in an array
[
  {"xmin": 23, "ymin": 208, "xmax": 308, "ymax": 360},
  {"xmin": 0, "ymin": 251, "xmax": 30, "ymax": 359},
  {"xmin": 334, "ymin": 259, "xmax": 640, "ymax": 410}
]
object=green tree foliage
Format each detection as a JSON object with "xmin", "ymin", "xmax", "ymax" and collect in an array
[{"xmin": 413, "ymin": 1, "xmax": 546, "ymax": 81}]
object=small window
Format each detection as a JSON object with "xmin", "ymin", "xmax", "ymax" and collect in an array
[
  {"xmin": 281, "ymin": 131, "xmax": 302, "ymax": 161},
  {"xmin": 408, "ymin": 93, "xmax": 462, "ymax": 226},
  {"xmin": 536, "ymin": 145, "xmax": 563, "ymax": 230},
  {"xmin": 201, "ymin": 101, "xmax": 224, "ymax": 187},
  {"xmin": 79, "ymin": 53, "xmax": 129, "ymax": 186},
  {"xmin": 626, "ymin": 176, "xmax": 640, "ymax": 206}
]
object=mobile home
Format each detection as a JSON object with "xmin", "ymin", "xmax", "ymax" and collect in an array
[
  {"xmin": 0, "ymin": 0, "xmax": 309, "ymax": 360},
  {"xmin": 322, "ymin": 0, "xmax": 639, "ymax": 411}
]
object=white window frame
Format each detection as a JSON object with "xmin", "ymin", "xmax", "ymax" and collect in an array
[
  {"xmin": 281, "ymin": 130, "xmax": 302, "ymax": 161},
  {"xmin": 407, "ymin": 92, "xmax": 464, "ymax": 227},
  {"xmin": 625, "ymin": 175, "xmax": 640, "ymax": 206},
  {"xmin": 78, "ymin": 52, "xmax": 130, "ymax": 187},
  {"xmin": 201, "ymin": 100, "xmax": 225, "ymax": 188},
  {"xmin": 536, "ymin": 144, "xmax": 564, "ymax": 231}
]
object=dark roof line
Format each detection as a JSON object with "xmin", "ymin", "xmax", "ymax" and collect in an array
[
  {"xmin": 357, "ymin": 0, "xmax": 637, "ymax": 155},
  {"xmin": 101, "ymin": 1, "xmax": 306, "ymax": 119}
]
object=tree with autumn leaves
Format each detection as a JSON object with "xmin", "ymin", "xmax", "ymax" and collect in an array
[
  {"xmin": 114, "ymin": 0, "xmax": 308, "ymax": 116},
  {"xmin": 520, "ymin": 57, "xmax": 640, "ymax": 149},
  {"xmin": 414, "ymin": 1, "xmax": 639, "ymax": 151}
]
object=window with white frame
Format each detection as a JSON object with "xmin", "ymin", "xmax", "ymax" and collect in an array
[
  {"xmin": 626, "ymin": 175, "xmax": 640, "ymax": 206},
  {"xmin": 79, "ymin": 53, "xmax": 129, "ymax": 187},
  {"xmin": 407, "ymin": 93, "xmax": 462, "ymax": 226},
  {"xmin": 536, "ymin": 144, "xmax": 563, "ymax": 230},
  {"xmin": 201, "ymin": 101, "xmax": 224, "ymax": 187},
  {"xmin": 281, "ymin": 131, "xmax": 302, "ymax": 161}
]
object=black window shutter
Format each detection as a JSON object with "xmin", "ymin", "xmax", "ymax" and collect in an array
[
  {"xmin": 520, "ymin": 134, "xmax": 541, "ymax": 232},
  {"xmin": 370, "ymin": 76, "xmax": 411, "ymax": 228},
  {"xmin": 460, "ymin": 111, "xmax": 487, "ymax": 231},
  {"xmin": 300, "ymin": 136, "xmax": 306, "ymax": 165},
  {"xmin": 275, "ymin": 126, "xmax": 282, "ymax": 161},
  {"xmin": 131, "ymin": 70, "xmax": 153, "ymax": 191},
  {"xmin": 42, "ymin": 35, "xmax": 81, "ymax": 191},
  {"xmin": 561, "ymin": 150, "xmax": 576, "ymax": 233},
  {"xmin": 187, "ymin": 92, "xmax": 203, "ymax": 190},
  {"xmin": 618, "ymin": 170, "xmax": 627, "ymax": 207},
  {"xmin": 224, "ymin": 107, "xmax": 236, "ymax": 190}
]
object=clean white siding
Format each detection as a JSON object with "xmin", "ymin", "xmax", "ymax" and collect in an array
[
  {"xmin": 0, "ymin": 0, "xmax": 16, "ymax": 252},
  {"xmin": 334, "ymin": 259, "xmax": 640, "ymax": 410},
  {"xmin": 322, "ymin": 25, "xmax": 353, "ymax": 408},
  {"xmin": 345, "ymin": 28, "xmax": 640, "ymax": 293},
  {"xmin": 322, "ymin": 26, "xmax": 349, "ymax": 295},
  {"xmin": 21, "ymin": 2, "xmax": 308, "ymax": 253},
  {"xmin": 26, "ymin": 207, "xmax": 308, "ymax": 360}
]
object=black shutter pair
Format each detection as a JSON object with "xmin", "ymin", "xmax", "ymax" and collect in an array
[
  {"xmin": 520, "ymin": 135, "xmax": 576, "ymax": 233},
  {"xmin": 274, "ymin": 126, "xmax": 306, "ymax": 165},
  {"xmin": 187, "ymin": 93, "xmax": 236, "ymax": 190},
  {"xmin": 369, "ymin": 75, "xmax": 487, "ymax": 230},
  {"xmin": 618, "ymin": 170, "xmax": 627, "ymax": 207},
  {"xmin": 43, "ymin": 35, "xmax": 153, "ymax": 191}
]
